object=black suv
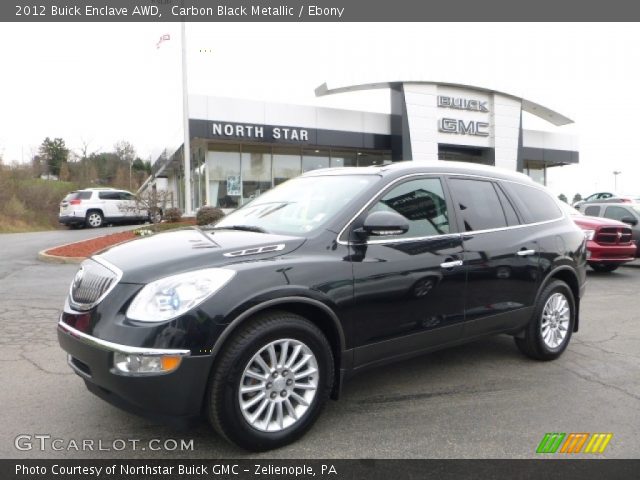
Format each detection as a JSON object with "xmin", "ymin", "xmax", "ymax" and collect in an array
[{"xmin": 58, "ymin": 161, "xmax": 587, "ymax": 451}]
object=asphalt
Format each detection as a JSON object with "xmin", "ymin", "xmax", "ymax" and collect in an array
[{"xmin": 0, "ymin": 228, "xmax": 638, "ymax": 459}]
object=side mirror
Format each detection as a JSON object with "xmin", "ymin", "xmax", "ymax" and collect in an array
[
  {"xmin": 621, "ymin": 216, "xmax": 638, "ymax": 226},
  {"xmin": 357, "ymin": 211, "xmax": 409, "ymax": 237}
]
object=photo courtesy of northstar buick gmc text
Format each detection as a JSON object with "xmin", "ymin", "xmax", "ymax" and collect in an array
[{"xmin": 57, "ymin": 161, "xmax": 587, "ymax": 451}]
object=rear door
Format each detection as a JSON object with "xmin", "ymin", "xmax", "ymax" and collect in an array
[
  {"xmin": 98, "ymin": 191, "xmax": 121, "ymax": 220},
  {"xmin": 447, "ymin": 177, "xmax": 541, "ymax": 337},
  {"xmin": 349, "ymin": 176, "xmax": 467, "ymax": 367}
]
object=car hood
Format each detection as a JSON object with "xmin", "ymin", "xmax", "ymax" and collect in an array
[
  {"xmin": 571, "ymin": 215, "xmax": 628, "ymax": 229},
  {"xmin": 96, "ymin": 227, "xmax": 306, "ymax": 283}
]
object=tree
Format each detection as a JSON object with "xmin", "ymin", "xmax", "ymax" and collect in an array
[
  {"xmin": 38, "ymin": 137, "xmax": 68, "ymax": 177},
  {"xmin": 558, "ymin": 194, "xmax": 568, "ymax": 203},
  {"xmin": 59, "ymin": 161, "xmax": 70, "ymax": 181},
  {"xmin": 572, "ymin": 193, "xmax": 583, "ymax": 204}
]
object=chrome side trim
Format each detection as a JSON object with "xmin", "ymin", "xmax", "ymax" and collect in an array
[
  {"xmin": 58, "ymin": 320, "xmax": 191, "ymax": 356},
  {"xmin": 223, "ymin": 243, "xmax": 286, "ymax": 258},
  {"xmin": 336, "ymin": 172, "xmax": 566, "ymax": 246},
  {"xmin": 68, "ymin": 256, "xmax": 123, "ymax": 311}
]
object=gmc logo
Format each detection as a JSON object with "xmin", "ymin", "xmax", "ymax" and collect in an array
[{"xmin": 439, "ymin": 118, "xmax": 490, "ymax": 137}]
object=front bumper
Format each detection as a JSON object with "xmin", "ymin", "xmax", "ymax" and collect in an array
[
  {"xmin": 57, "ymin": 320, "xmax": 214, "ymax": 422},
  {"xmin": 586, "ymin": 240, "xmax": 637, "ymax": 264}
]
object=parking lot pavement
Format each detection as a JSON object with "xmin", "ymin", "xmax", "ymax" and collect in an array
[{"xmin": 0, "ymin": 233, "xmax": 638, "ymax": 458}]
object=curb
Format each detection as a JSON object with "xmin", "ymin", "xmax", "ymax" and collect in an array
[{"xmin": 37, "ymin": 249, "xmax": 86, "ymax": 264}]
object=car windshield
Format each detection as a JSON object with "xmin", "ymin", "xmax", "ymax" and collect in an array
[{"xmin": 214, "ymin": 175, "xmax": 379, "ymax": 235}]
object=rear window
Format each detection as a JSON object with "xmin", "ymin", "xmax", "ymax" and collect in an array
[
  {"xmin": 449, "ymin": 178, "xmax": 508, "ymax": 231},
  {"xmin": 68, "ymin": 191, "xmax": 92, "ymax": 200},
  {"xmin": 584, "ymin": 205, "xmax": 600, "ymax": 217},
  {"xmin": 502, "ymin": 182, "xmax": 562, "ymax": 223}
]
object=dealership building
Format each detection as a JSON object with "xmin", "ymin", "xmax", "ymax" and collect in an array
[{"xmin": 147, "ymin": 81, "xmax": 579, "ymax": 212}]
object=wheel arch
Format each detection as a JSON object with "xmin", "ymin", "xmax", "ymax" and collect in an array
[
  {"xmin": 209, "ymin": 297, "xmax": 346, "ymax": 399},
  {"xmin": 538, "ymin": 266, "xmax": 581, "ymax": 332}
]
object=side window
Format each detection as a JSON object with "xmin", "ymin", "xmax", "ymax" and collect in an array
[
  {"xmin": 77, "ymin": 191, "xmax": 92, "ymax": 200},
  {"xmin": 119, "ymin": 192, "xmax": 135, "ymax": 201},
  {"xmin": 495, "ymin": 184, "xmax": 520, "ymax": 226},
  {"xmin": 604, "ymin": 206, "xmax": 631, "ymax": 222},
  {"xmin": 584, "ymin": 205, "xmax": 600, "ymax": 217},
  {"xmin": 600, "ymin": 193, "xmax": 613, "ymax": 199},
  {"xmin": 99, "ymin": 191, "xmax": 119, "ymax": 200},
  {"xmin": 449, "ymin": 178, "xmax": 507, "ymax": 232},
  {"xmin": 502, "ymin": 182, "xmax": 562, "ymax": 223},
  {"xmin": 367, "ymin": 178, "xmax": 450, "ymax": 239}
]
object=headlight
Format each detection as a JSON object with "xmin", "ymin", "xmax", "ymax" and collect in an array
[
  {"xmin": 113, "ymin": 353, "xmax": 182, "ymax": 375},
  {"xmin": 126, "ymin": 268, "xmax": 235, "ymax": 322},
  {"xmin": 583, "ymin": 229, "xmax": 596, "ymax": 241}
]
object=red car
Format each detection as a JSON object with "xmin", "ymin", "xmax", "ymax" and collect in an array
[{"xmin": 564, "ymin": 204, "xmax": 637, "ymax": 272}]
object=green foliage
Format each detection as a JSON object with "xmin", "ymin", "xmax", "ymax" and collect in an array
[
  {"xmin": 558, "ymin": 194, "xmax": 568, "ymax": 203},
  {"xmin": 196, "ymin": 206, "xmax": 225, "ymax": 226},
  {"xmin": 164, "ymin": 207, "xmax": 183, "ymax": 223},
  {"xmin": 38, "ymin": 137, "xmax": 68, "ymax": 176}
]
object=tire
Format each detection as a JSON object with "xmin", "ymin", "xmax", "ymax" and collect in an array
[
  {"xmin": 515, "ymin": 280, "xmax": 575, "ymax": 361},
  {"xmin": 207, "ymin": 311, "xmax": 334, "ymax": 451},
  {"xmin": 590, "ymin": 263, "xmax": 619, "ymax": 273},
  {"xmin": 85, "ymin": 211, "xmax": 104, "ymax": 228}
]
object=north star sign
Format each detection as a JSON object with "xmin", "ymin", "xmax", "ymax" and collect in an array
[{"xmin": 212, "ymin": 122, "xmax": 309, "ymax": 141}]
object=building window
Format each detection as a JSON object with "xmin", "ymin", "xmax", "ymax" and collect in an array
[
  {"xmin": 207, "ymin": 144, "xmax": 241, "ymax": 208},
  {"xmin": 241, "ymin": 145, "xmax": 272, "ymax": 205},
  {"xmin": 356, "ymin": 151, "xmax": 383, "ymax": 167},
  {"xmin": 273, "ymin": 147, "xmax": 302, "ymax": 186},
  {"xmin": 302, "ymin": 149, "xmax": 330, "ymax": 173},
  {"xmin": 524, "ymin": 160, "xmax": 546, "ymax": 185},
  {"xmin": 330, "ymin": 150, "xmax": 357, "ymax": 168}
]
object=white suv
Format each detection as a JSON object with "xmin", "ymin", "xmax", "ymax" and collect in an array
[{"xmin": 59, "ymin": 188, "xmax": 147, "ymax": 228}]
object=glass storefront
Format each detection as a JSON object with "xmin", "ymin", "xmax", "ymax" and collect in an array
[{"xmin": 201, "ymin": 143, "xmax": 391, "ymax": 209}]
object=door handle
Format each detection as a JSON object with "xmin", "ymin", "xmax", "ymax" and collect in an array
[
  {"xmin": 440, "ymin": 260, "xmax": 463, "ymax": 269},
  {"xmin": 517, "ymin": 249, "xmax": 536, "ymax": 257}
]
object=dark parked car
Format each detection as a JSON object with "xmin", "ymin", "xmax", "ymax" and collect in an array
[{"xmin": 58, "ymin": 161, "xmax": 587, "ymax": 451}]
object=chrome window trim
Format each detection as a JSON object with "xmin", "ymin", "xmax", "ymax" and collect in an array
[
  {"xmin": 58, "ymin": 320, "xmax": 191, "ymax": 356},
  {"xmin": 336, "ymin": 171, "xmax": 567, "ymax": 246},
  {"xmin": 69, "ymin": 255, "xmax": 124, "ymax": 311}
]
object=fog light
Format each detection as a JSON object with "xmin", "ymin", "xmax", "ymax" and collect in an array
[{"xmin": 113, "ymin": 353, "xmax": 182, "ymax": 375}]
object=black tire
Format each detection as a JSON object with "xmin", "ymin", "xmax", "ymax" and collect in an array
[
  {"xmin": 85, "ymin": 210, "xmax": 104, "ymax": 228},
  {"xmin": 515, "ymin": 280, "xmax": 575, "ymax": 361},
  {"xmin": 590, "ymin": 263, "xmax": 619, "ymax": 273},
  {"xmin": 206, "ymin": 311, "xmax": 334, "ymax": 451}
]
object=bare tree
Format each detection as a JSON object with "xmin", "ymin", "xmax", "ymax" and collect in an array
[{"xmin": 119, "ymin": 186, "xmax": 173, "ymax": 227}]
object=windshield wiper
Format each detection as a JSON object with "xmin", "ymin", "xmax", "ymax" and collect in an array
[{"xmin": 211, "ymin": 225, "xmax": 268, "ymax": 233}]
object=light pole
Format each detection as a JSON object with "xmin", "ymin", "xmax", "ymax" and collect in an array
[
  {"xmin": 613, "ymin": 171, "xmax": 621, "ymax": 192},
  {"xmin": 181, "ymin": 21, "xmax": 192, "ymax": 215}
]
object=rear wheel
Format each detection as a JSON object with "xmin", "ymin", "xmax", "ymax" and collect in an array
[
  {"xmin": 207, "ymin": 311, "xmax": 334, "ymax": 451},
  {"xmin": 515, "ymin": 280, "xmax": 575, "ymax": 361},
  {"xmin": 590, "ymin": 263, "xmax": 619, "ymax": 272},
  {"xmin": 85, "ymin": 211, "xmax": 103, "ymax": 228}
]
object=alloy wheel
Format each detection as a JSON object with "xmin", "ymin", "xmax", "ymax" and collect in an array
[
  {"xmin": 540, "ymin": 292, "xmax": 570, "ymax": 349},
  {"xmin": 238, "ymin": 338, "xmax": 318, "ymax": 432}
]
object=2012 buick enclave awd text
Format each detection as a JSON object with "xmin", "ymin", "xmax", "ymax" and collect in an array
[{"xmin": 58, "ymin": 161, "xmax": 587, "ymax": 451}]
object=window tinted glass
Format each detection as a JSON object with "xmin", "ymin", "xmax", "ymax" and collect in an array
[
  {"xmin": 584, "ymin": 205, "xmax": 600, "ymax": 217},
  {"xmin": 99, "ymin": 191, "xmax": 120, "ymax": 200},
  {"xmin": 70, "ymin": 191, "xmax": 92, "ymax": 200},
  {"xmin": 367, "ymin": 178, "xmax": 450, "ymax": 238},
  {"xmin": 495, "ymin": 185, "xmax": 520, "ymax": 226},
  {"xmin": 604, "ymin": 206, "xmax": 632, "ymax": 222},
  {"xmin": 449, "ymin": 179, "xmax": 507, "ymax": 231},
  {"xmin": 502, "ymin": 182, "xmax": 562, "ymax": 223},
  {"xmin": 120, "ymin": 192, "xmax": 135, "ymax": 201}
]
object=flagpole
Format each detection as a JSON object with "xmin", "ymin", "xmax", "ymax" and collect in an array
[{"xmin": 181, "ymin": 21, "xmax": 192, "ymax": 215}]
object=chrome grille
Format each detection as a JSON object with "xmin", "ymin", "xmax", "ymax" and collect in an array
[
  {"xmin": 69, "ymin": 258, "xmax": 121, "ymax": 310},
  {"xmin": 595, "ymin": 227, "xmax": 633, "ymax": 245}
]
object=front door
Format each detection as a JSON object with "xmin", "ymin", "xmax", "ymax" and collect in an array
[{"xmin": 349, "ymin": 176, "xmax": 466, "ymax": 368}]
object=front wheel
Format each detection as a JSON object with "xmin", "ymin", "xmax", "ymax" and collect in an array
[
  {"xmin": 206, "ymin": 311, "xmax": 334, "ymax": 451},
  {"xmin": 590, "ymin": 263, "xmax": 619, "ymax": 273},
  {"xmin": 515, "ymin": 280, "xmax": 575, "ymax": 361}
]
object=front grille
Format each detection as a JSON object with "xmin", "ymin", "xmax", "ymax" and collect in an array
[
  {"xmin": 595, "ymin": 226, "xmax": 633, "ymax": 245},
  {"xmin": 69, "ymin": 258, "xmax": 120, "ymax": 310}
]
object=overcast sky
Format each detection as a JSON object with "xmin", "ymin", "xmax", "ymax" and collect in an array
[{"xmin": 1, "ymin": 22, "xmax": 639, "ymax": 197}]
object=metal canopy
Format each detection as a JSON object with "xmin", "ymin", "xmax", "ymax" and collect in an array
[{"xmin": 315, "ymin": 81, "xmax": 573, "ymax": 126}]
